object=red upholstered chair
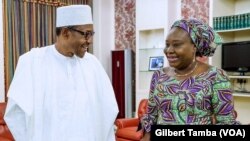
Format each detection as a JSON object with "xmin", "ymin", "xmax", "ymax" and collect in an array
[
  {"xmin": 0, "ymin": 103, "xmax": 14, "ymax": 141},
  {"xmin": 115, "ymin": 99, "xmax": 148, "ymax": 141}
]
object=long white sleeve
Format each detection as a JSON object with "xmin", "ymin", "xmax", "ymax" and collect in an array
[
  {"xmin": 4, "ymin": 98, "xmax": 28, "ymax": 141},
  {"xmin": 4, "ymin": 52, "xmax": 34, "ymax": 141},
  {"xmin": 4, "ymin": 48, "xmax": 118, "ymax": 141},
  {"xmin": 84, "ymin": 53, "xmax": 119, "ymax": 141}
]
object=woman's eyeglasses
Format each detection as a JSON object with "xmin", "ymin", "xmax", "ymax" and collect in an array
[{"xmin": 67, "ymin": 27, "xmax": 95, "ymax": 38}]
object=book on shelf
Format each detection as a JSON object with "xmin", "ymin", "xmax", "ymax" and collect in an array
[{"xmin": 213, "ymin": 13, "xmax": 250, "ymax": 31}]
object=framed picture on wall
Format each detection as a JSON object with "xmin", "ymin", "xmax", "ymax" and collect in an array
[{"xmin": 148, "ymin": 56, "xmax": 164, "ymax": 71}]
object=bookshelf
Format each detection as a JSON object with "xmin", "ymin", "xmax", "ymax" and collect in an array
[
  {"xmin": 210, "ymin": 0, "xmax": 250, "ymax": 124},
  {"xmin": 138, "ymin": 28, "xmax": 166, "ymax": 91}
]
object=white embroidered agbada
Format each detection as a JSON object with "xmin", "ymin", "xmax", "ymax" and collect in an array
[{"xmin": 4, "ymin": 45, "xmax": 119, "ymax": 141}]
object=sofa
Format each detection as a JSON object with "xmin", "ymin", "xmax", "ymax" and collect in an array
[
  {"xmin": 0, "ymin": 103, "xmax": 14, "ymax": 141},
  {"xmin": 115, "ymin": 99, "xmax": 148, "ymax": 141}
]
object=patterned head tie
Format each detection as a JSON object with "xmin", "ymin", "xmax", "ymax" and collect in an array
[{"xmin": 171, "ymin": 18, "xmax": 222, "ymax": 57}]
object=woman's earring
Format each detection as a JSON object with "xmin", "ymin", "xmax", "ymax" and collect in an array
[{"xmin": 193, "ymin": 53, "xmax": 196, "ymax": 63}]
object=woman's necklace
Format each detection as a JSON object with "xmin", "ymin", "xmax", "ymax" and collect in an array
[{"xmin": 175, "ymin": 62, "xmax": 198, "ymax": 77}]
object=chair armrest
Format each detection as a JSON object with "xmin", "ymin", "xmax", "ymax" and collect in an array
[
  {"xmin": 0, "ymin": 103, "xmax": 6, "ymax": 125},
  {"xmin": 115, "ymin": 118, "xmax": 139, "ymax": 129},
  {"xmin": 0, "ymin": 125, "xmax": 14, "ymax": 141}
]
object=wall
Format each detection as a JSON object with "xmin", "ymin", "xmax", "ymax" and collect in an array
[
  {"xmin": 181, "ymin": 0, "xmax": 210, "ymax": 63},
  {"xmin": 234, "ymin": 0, "xmax": 250, "ymax": 15},
  {"xmin": 167, "ymin": 0, "xmax": 182, "ymax": 31},
  {"xmin": 135, "ymin": 0, "xmax": 181, "ymax": 113},
  {"xmin": 181, "ymin": 0, "xmax": 209, "ymax": 23},
  {"xmin": 115, "ymin": 0, "xmax": 135, "ymax": 52},
  {"xmin": 92, "ymin": 0, "xmax": 115, "ymax": 79},
  {"xmin": 0, "ymin": 0, "xmax": 4, "ymax": 102}
]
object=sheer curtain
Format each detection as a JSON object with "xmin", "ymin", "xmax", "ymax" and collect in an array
[{"xmin": 3, "ymin": 0, "xmax": 92, "ymax": 96}]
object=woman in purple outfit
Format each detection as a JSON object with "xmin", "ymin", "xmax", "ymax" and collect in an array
[{"xmin": 140, "ymin": 18, "xmax": 239, "ymax": 141}]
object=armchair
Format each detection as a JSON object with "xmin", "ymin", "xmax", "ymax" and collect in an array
[
  {"xmin": 115, "ymin": 99, "xmax": 148, "ymax": 141},
  {"xmin": 0, "ymin": 103, "xmax": 14, "ymax": 141}
]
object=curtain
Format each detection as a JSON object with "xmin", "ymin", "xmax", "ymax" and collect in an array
[{"xmin": 3, "ymin": 0, "xmax": 92, "ymax": 96}]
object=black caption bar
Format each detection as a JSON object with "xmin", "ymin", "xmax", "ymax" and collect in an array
[{"xmin": 151, "ymin": 125, "xmax": 250, "ymax": 141}]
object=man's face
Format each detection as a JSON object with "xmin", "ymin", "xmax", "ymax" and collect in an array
[
  {"xmin": 164, "ymin": 27, "xmax": 196, "ymax": 69},
  {"xmin": 67, "ymin": 24, "xmax": 94, "ymax": 58}
]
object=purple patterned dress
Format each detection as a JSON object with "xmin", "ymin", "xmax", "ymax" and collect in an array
[{"xmin": 141, "ymin": 66, "xmax": 239, "ymax": 132}]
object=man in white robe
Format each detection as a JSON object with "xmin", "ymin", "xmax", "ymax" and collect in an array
[{"xmin": 4, "ymin": 5, "xmax": 118, "ymax": 141}]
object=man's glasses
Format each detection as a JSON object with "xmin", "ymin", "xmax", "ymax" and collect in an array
[{"xmin": 67, "ymin": 27, "xmax": 95, "ymax": 38}]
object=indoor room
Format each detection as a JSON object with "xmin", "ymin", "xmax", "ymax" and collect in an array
[{"xmin": 0, "ymin": 0, "xmax": 250, "ymax": 141}]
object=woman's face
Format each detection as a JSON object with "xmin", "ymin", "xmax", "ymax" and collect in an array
[{"xmin": 164, "ymin": 27, "xmax": 196, "ymax": 69}]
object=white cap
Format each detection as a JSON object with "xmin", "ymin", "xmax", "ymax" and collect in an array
[{"xmin": 56, "ymin": 5, "xmax": 93, "ymax": 27}]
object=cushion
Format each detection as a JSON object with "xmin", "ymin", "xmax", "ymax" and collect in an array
[{"xmin": 116, "ymin": 126, "xmax": 143, "ymax": 141}]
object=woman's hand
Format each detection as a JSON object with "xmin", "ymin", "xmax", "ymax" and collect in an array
[{"xmin": 140, "ymin": 132, "xmax": 150, "ymax": 141}]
